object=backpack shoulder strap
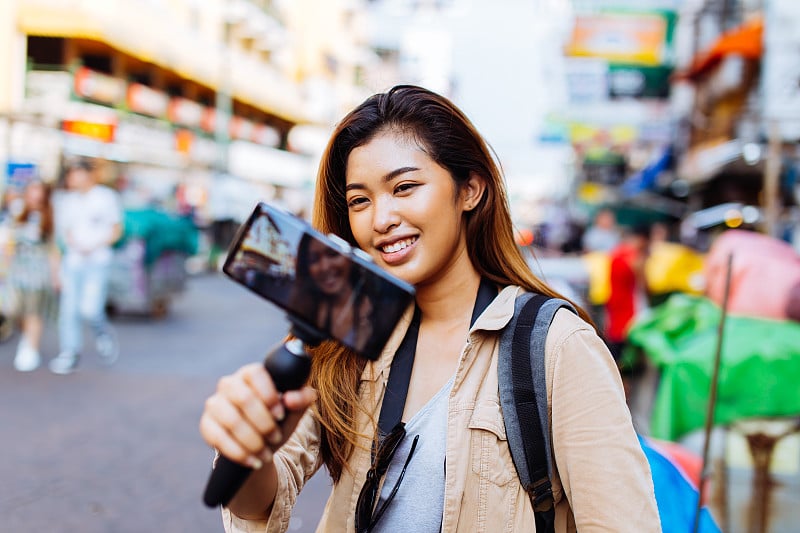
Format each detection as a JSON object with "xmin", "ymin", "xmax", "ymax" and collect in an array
[{"xmin": 498, "ymin": 291, "xmax": 577, "ymax": 532}]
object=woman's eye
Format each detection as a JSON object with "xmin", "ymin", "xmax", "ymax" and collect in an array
[
  {"xmin": 394, "ymin": 182, "xmax": 418, "ymax": 194},
  {"xmin": 347, "ymin": 196, "xmax": 368, "ymax": 209}
]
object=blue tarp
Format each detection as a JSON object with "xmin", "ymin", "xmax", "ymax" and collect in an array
[
  {"xmin": 640, "ymin": 435, "xmax": 721, "ymax": 533},
  {"xmin": 621, "ymin": 146, "xmax": 673, "ymax": 197}
]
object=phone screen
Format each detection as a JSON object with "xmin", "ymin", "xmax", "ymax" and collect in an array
[{"xmin": 222, "ymin": 202, "xmax": 416, "ymax": 360}]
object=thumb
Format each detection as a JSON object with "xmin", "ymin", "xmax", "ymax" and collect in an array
[{"xmin": 273, "ymin": 386, "xmax": 317, "ymax": 447}]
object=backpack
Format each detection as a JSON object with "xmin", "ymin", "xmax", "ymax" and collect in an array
[
  {"xmin": 498, "ymin": 293, "xmax": 721, "ymax": 533},
  {"xmin": 497, "ymin": 292, "xmax": 575, "ymax": 533}
]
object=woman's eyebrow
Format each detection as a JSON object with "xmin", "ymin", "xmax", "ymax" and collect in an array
[{"xmin": 346, "ymin": 166, "xmax": 420, "ymax": 191}]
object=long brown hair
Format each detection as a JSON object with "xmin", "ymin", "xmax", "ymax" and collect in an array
[
  {"xmin": 309, "ymin": 85, "xmax": 594, "ymax": 482},
  {"xmin": 16, "ymin": 181, "xmax": 54, "ymax": 240}
]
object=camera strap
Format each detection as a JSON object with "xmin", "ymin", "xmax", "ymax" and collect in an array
[{"xmin": 376, "ymin": 278, "xmax": 497, "ymax": 437}]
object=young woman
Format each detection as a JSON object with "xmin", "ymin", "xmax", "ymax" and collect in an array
[
  {"xmin": 199, "ymin": 85, "xmax": 660, "ymax": 532},
  {"xmin": 8, "ymin": 180, "xmax": 59, "ymax": 371}
]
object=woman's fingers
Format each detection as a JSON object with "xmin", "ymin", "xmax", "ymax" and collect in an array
[
  {"xmin": 203, "ymin": 393, "xmax": 266, "ymax": 456},
  {"xmin": 200, "ymin": 364, "xmax": 280, "ymax": 457},
  {"xmin": 279, "ymin": 386, "xmax": 318, "ymax": 438},
  {"xmin": 200, "ymin": 364, "xmax": 318, "ymax": 461},
  {"xmin": 283, "ymin": 386, "xmax": 318, "ymax": 410},
  {"xmin": 241, "ymin": 365, "xmax": 286, "ymax": 424},
  {"xmin": 238, "ymin": 363, "xmax": 280, "ymax": 405},
  {"xmin": 199, "ymin": 410, "xmax": 262, "ymax": 468}
]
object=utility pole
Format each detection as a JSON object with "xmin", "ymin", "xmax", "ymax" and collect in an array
[
  {"xmin": 762, "ymin": 119, "xmax": 782, "ymax": 238},
  {"xmin": 215, "ymin": 0, "xmax": 234, "ymax": 180}
]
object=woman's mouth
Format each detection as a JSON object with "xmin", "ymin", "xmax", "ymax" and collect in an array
[{"xmin": 379, "ymin": 236, "xmax": 417, "ymax": 264}]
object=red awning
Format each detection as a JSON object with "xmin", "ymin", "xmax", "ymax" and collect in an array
[{"xmin": 676, "ymin": 16, "xmax": 763, "ymax": 82}]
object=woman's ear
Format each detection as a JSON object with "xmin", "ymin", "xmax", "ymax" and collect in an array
[{"xmin": 461, "ymin": 172, "xmax": 487, "ymax": 212}]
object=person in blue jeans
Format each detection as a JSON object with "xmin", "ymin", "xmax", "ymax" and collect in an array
[{"xmin": 49, "ymin": 159, "xmax": 123, "ymax": 375}]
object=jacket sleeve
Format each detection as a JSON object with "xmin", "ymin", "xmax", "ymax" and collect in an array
[
  {"xmin": 222, "ymin": 409, "xmax": 324, "ymax": 533},
  {"xmin": 548, "ymin": 310, "xmax": 661, "ymax": 532}
]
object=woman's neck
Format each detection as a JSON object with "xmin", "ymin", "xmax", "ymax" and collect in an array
[
  {"xmin": 329, "ymin": 286, "xmax": 355, "ymax": 308},
  {"xmin": 415, "ymin": 268, "xmax": 482, "ymax": 327}
]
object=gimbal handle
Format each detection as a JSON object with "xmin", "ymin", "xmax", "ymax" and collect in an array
[{"xmin": 202, "ymin": 319, "xmax": 322, "ymax": 508}]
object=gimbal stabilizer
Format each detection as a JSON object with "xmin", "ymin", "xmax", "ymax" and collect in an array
[{"xmin": 202, "ymin": 317, "xmax": 325, "ymax": 508}]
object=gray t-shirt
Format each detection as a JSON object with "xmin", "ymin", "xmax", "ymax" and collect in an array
[{"xmin": 371, "ymin": 375, "xmax": 454, "ymax": 533}]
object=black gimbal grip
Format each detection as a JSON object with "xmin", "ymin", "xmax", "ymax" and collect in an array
[{"xmin": 203, "ymin": 341, "xmax": 312, "ymax": 508}]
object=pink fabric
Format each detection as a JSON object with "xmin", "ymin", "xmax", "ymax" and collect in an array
[
  {"xmin": 705, "ymin": 230, "xmax": 800, "ymax": 320},
  {"xmin": 646, "ymin": 438, "xmax": 702, "ymax": 489}
]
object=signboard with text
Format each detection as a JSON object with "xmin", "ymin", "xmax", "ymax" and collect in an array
[{"xmin": 763, "ymin": 0, "xmax": 800, "ymax": 140}]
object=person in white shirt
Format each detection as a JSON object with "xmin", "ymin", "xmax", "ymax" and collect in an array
[{"xmin": 49, "ymin": 159, "xmax": 123, "ymax": 375}]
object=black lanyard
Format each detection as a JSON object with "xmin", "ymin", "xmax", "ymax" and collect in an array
[{"xmin": 376, "ymin": 278, "xmax": 498, "ymax": 436}]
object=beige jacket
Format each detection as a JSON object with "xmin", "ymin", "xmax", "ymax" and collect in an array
[{"xmin": 222, "ymin": 286, "xmax": 661, "ymax": 532}]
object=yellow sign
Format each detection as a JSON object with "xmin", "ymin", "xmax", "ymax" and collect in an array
[
  {"xmin": 61, "ymin": 120, "xmax": 116, "ymax": 143},
  {"xmin": 565, "ymin": 13, "xmax": 667, "ymax": 66}
]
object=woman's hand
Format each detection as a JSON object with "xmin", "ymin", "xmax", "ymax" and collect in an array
[{"xmin": 199, "ymin": 362, "xmax": 317, "ymax": 469}]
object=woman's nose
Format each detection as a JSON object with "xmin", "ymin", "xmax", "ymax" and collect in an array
[
  {"xmin": 314, "ymin": 255, "xmax": 331, "ymax": 271},
  {"xmin": 372, "ymin": 195, "xmax": 401, "ymax": 233}
]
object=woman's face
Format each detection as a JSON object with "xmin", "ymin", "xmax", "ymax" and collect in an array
[
  {"xmin": 307, "ymin": 239, "xmax": 352, "ymax": 296},
  {"xmin": 344, "ymin": 131, "xmax": 475, "ymax": 288},
  {"xmin": 24, "ymin": 182, "xmax": 46, "ymax": 209}
]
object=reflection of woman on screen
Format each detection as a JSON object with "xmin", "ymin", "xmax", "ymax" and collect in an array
[{"xmin": 292, "ymin": 234, "xmax": 373, "ymax": 352}]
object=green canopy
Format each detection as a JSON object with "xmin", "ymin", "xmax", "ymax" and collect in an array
[
  {"xmin": 118, "ymin": 208, "xmax": 199, "ymax": 266},
  {"xmin": 626, "ymin": 293, "xmax": 800, "ymax": 441}
]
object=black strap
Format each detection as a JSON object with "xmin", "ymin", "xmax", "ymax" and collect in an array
[
  {"xmin": 511, "ymin": 294, "xmax": 555, "ymax": 531},
  {"xmin": 376, "ymin": 278, "xmax": 497, "ymax": 436},
  {"xmin": 377, "ymin": 306, "xmax": 420, "ymax": 436}
]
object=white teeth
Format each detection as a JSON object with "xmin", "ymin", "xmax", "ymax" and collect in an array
[{"xmin": 382, "ymin": 237, "xmax": 416, "ymax": 253}]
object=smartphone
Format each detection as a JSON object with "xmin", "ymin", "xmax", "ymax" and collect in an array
[{"xmin": 222, "ymin": 202, "xmax": 416, "ymax": 361}]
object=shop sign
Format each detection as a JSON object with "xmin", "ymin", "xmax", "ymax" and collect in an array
[
  {"xmin": 608, "ymin": 64, "xmax": 672, "ymax": 99},
  {"xmin": 230, "ymin": 117, "xmax": 255, "ymax": 141},
  {"xmin": 61, "ymin": 119, "xmax": 116, "ymax": 143},
  {"xmin": 564, "ymin": 58, "xmax": 609, "ymax": 103},
  {"xmin": 251, "ymin": 124, "xmax": 281, "ymax": 148},
  {"xmin": 6, "ymin": 162, "xmax": 38, "ymax": 189},
  {"xmin": 115, "ymin": 117, "xmax": 174, "ymax": 151},
  {"xmin": 764, "ymin": 0, "xmax": 800, "ymax": 140},
  {"xmin": 168, "ymin": 97, "xmax": 205, "ymax": 129},
  {"xmin": 190, "ymin": 136, "xmax": 219, "ymax": 166},
  {"xmin": 24, "ymin": 71, "xmax": 72, "ymax": 113},
  {"xmin": 564, "ymin": 58, "xmax": 672, "ymax": 103},
  {"xmin": 73, "ymin": 67, "xmax": 126, "ymax": 106},
  {"xmin": 201, "ymin": 107, "xmax": 217, "ymax": 134},
  {"xmin": 228, "ymin": 141, "xmax": 312, "ymax": 187},
  {"xmin": 539, "ymin": 114, "xmax": 571, "ymax": 144},
  {"xmin": 763, "ymin": 50, "xmax": 800, "ymax": 141},
  {"xmin": 287, "ymin": 124, "xmax": 332, "ymax": 155},
  {"xmin": 175, "ymin": 129, "xmax": 194, "ymax": 155},
  {"xmin": 127, "ymin": 83, "xmax": 169, "ymax": 118},
  {"xmin": 565, "ymin": 12, "xmax": 667, "ymax": 65}
]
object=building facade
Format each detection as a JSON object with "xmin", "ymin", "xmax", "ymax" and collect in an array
[{"xmin": 0, "ymin": 0, "xmax": 374, "ymax": 222}]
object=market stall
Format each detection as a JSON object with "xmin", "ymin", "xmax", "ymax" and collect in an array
[{"xmin": 107, "ymin": 208, "xmax": 198, "ymax": 317}]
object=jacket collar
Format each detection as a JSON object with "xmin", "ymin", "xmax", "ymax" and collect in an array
[
  {"xmin": 363, "ymin": 285, "xmax": 522, "ymax": 381},
  {"xmin": 469, "ymin": 285, "xmax": 521, "ymax": 334}
]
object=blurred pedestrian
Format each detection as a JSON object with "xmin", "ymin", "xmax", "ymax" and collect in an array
[
  {"xmin": 604, "ymin": 224, "xmax": 651, "ymax": 362},
  {"xmin": 582, "ymin": 207, "xmax": 622, "ymax": 253},
  {"xmin": 49, "ymin": 159, "xmax": 123, "ymax": 375},
  {"xmin": 6, "ymin": 180, "xmax": 59, "ymax": 371},
  {"xmin": 0, "ymin": 187, "xmax": 25, "ymax": 342}
]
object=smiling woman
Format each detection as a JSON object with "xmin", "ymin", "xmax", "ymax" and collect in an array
[
  {"xmin": 199, "ymin": 85, "xmax": 660, "ymax": 533},
  {"xmin": 290, "ymin": 233, "xmax": 374, "ymax": 352}
]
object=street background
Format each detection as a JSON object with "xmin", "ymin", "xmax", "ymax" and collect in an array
[
  {"xmin": 1, "ymin": 0, "xmax": 800, "ymax": 531},
  {"xmin": 0, "ymin": 273, "xmax": 331, "ymax": 532}
]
